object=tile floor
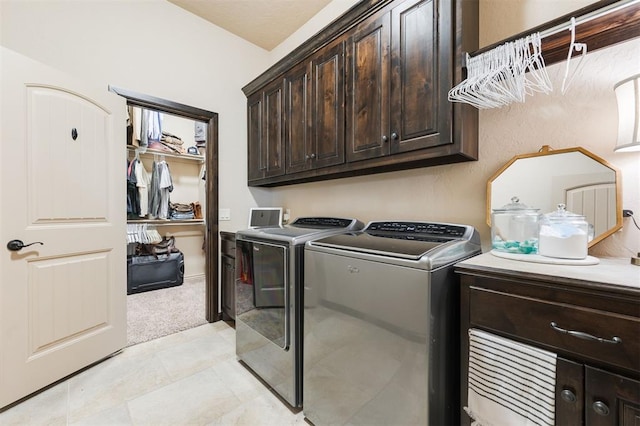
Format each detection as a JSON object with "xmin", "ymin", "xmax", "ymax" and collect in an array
[{"xmin": 0, "ymin": 322, "xmax": 306, "ymax": 425}]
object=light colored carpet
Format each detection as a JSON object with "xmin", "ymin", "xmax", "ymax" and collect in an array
[{"xmin": 126, "ymin": 275, "xmax": 207, "ymax": 346}]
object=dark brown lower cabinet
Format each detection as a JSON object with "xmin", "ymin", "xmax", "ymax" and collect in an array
[
  {"xmin": 585, "ymin": 366, "xmax": 640, "ymax": 426},
  {"xmin": 456, "ymin": 254, "xmax": 640, "ymax": 426},
  {"xmin": 556, "ymin": 359, "xmax": 640, "ymax": 425},
  {"xmin": 220, "ymin": 232, "xmax": 236, "ymax": 321}
]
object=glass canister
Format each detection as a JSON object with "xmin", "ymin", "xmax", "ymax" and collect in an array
[
  {"xmin": 538, "ymin": 204, "xmax": 591, "ymax": 259},
  {"xmin": 491, "ymin": 196, "xmax": 540, "ymax": 254}
]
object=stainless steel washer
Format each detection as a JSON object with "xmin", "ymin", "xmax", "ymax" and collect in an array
[
  {"xmin": 235, "ymin": 217, "xmax": 363, "ymax": 408},
  {"xmin": 303, "ymin": 221, "xmax": 481, "ymax": 425}
]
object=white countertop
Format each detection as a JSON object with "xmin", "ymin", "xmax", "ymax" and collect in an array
[{"xmin": 456, "ymin": 252, "xmax": 640, "ymax": 289}]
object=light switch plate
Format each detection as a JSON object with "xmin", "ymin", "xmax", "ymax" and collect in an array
[{"xmin": 219, "ymin": 208, "xmax": 231, "ymax": 221}]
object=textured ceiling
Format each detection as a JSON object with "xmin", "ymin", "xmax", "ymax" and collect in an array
[{"xmin": 168, "ymin": 0, "xmax": 334, "ymax": 51}]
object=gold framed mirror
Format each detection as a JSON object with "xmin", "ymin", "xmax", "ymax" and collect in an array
[{"xmin": 487, "ymin": 146, "xmax": 622, "ymax": 247}]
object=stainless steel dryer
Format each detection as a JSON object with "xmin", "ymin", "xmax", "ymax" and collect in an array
[
  {"xmin": 303, "ymin": 221, "xmax": 481, "ymax": 425},
  {"xmin": 235, "ymin": 217, "xmax": 363, "ymax": 408}
]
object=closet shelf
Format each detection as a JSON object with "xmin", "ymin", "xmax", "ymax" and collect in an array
[
  {"xmin": 127, "ymin": 219, "xmax": 205, "ymax": 226},
  {"xmin": 127, "ymin": 146, "xmax": 205, "ymax": 163}
]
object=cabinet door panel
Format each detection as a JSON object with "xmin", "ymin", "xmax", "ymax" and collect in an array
[
  {"xmin": 390, "ymin": 0, "xmax": 447, "ymax": 154},
  {"xmin": 556, "ymin": 357, "xmax": 585, "ymax": 425},
  {"xmin": 264, "ymin": 79, "xmax": 285, "ymax": 178},
  {"xmin": 285, "ymin": 62, "xmax": 312, "ymax": 174},
  {"xmin": 345, "ymin": 10, "xmax": 390, "ymax": 162},
  {"xmin": 312, "ymin": 40, "xmax": 346, "ymax": 169},
  {"xmin": 247, "ymin": 92, "xmax": 264, "ymax": 182},
  {"xmin": 586, "ymin": 366, "xmax": 640, "ymax": 426}
]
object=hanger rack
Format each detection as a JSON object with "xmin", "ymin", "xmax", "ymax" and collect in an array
[
  {"xmin": 539, "ymin": 0, "xmax": 638, "ymax": 39},
  {"xmin": 470, "ymin": 0, "xmax": 640, "ymax": 68},
  {"xmin": 450, "ymin": 0, "xmax": 640, "ymax": 107}
]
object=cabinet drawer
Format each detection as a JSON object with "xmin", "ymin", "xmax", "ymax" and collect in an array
[
  {"xmin": 221, "ymin": 238, "xmax": 236, "ymax": 258},
  {"xmin": 469, "ymin": 287, "xmax": 640, "ymax": 374}
]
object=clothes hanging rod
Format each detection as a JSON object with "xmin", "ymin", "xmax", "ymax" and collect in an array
[
  {"xmin": 468, "ymin": 0, "xmax": 640, "ymax": 66},
  {"xmin": 540, "ymin": 0, "xmax": 640, "ymax": 39}
]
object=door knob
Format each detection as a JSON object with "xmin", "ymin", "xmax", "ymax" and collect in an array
[
  {"xmin": 6, "ymin": 240, "xmax": 44, "ymax": 251},
  {"xmin": 391, "ymin": 132, "xmax": 399, "ymax": 140}
]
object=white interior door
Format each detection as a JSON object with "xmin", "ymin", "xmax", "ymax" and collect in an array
[{"xmin": 0, "ymin": 47, "xmax": 126, "ymax": 409}]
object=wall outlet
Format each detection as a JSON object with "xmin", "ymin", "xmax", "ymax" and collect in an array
[{"xmin": 219, "ymin": 208, "xmax": 231, "ymax": 221}]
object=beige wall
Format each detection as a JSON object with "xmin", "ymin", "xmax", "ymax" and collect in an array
[
  {"xmin": 0, "ymin": 0, "xmax": 268, "ymax": 237},
  {"xmin": 2, "ymin": 0, "xmax": 639, "ymax": 259}
]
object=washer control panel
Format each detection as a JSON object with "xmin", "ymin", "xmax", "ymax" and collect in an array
[{"xmin": 366, "ymin": 221, "xmax": 468, "ymax": 238}]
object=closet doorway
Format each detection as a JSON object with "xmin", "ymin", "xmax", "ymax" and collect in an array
[{"xmin": 111, "ymin": 86, "xmax": 219, "ymax": 335}]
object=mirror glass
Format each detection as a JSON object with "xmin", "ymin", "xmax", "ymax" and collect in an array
[{"xmin": 487, "ymin": 146, "xmax": 622, "ymax": 247}]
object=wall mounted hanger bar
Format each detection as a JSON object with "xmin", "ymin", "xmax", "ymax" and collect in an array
[
  {"xmin": 539, "ymin": 0, "xmax": 639, "ymax": 39},
  {"xmin": 471, "ymin": 0, "xmax": 640, "ymax": 68}
]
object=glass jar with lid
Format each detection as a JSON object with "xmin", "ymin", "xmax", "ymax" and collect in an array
[
  {"xmin": 491, "ymin": 196, "xmax": 540, "ymax": 254},
  {"xmin": 538, "ymin": 203, "xmax": 592, "ymax": 259}
]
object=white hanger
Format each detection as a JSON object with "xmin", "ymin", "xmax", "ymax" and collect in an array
[
  {"xmin": 448, "ymin": 32, "xmax": 552, "ymax": 109},
  {"xmin": 561, "ymin": 17, "xmax": 588, "ymax": 94},
  {"xmin": 525, "ymin": 33, "xmax": 553, "ymax": 95}
]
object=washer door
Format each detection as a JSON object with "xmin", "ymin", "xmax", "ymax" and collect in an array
[{"xmin": 236, "ymin": 239, "xmax": 289, "ymax": 349}]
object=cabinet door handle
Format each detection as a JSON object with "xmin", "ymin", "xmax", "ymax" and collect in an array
[
  {"xmin": 592, "ymin": 401, "xmax": 610, "ymax": 416},
  {"xmin": 560, "ymin": 389, "xmax": 577, "ymax": 403},
  {"xmin": 550, "ymin": 322, "xmax": 621, "ymax": 344}
]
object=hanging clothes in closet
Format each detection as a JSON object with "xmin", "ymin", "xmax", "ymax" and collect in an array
[
  {"xmin": 148, "ymin": 160, "xmax": 173, "ymax": 219},
  {"xmin": 134, "ymin": 159, "xmax": 151, "ymax": 217},
  {"xmin": 139, "ymin": 109, "xmax": 163, "ymax": 147},
  {"xmin": 127, "ymin": 155, "xmax": 152, "ymax": 219},
  {"xmin": 127, "ymin": 159, "xmax": 140, "ymax": 219}
]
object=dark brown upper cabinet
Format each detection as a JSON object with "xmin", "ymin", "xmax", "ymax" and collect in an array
[
  {"xmin": 243, "ymin": 0, "xmax": 479, "ymax": 187},
  {"xmin": 345, "ymin": 8, "xmax": 390, "ymax": 162},
  {"xmin": 311, "ymin": 39, "xmax": 347, "ymax": 170},
  {"xmin": 247, "ymin": 78, "xmax": 285, "ymax": 183},
  {"xmin": 285, "ymin": 39, "xmax": 346, "ymax": 174},
  {"xmin": 284, "ymin": 61, "xmax": 312, "ymax": 174},
  {"xmin": 347, "ymin": 0, "xmax": 449, "ymax": 163}
]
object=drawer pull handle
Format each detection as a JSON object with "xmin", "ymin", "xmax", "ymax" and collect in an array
[{"xmin": 550, "ymin": 322, "xmax": 621, "ymax": 344}]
